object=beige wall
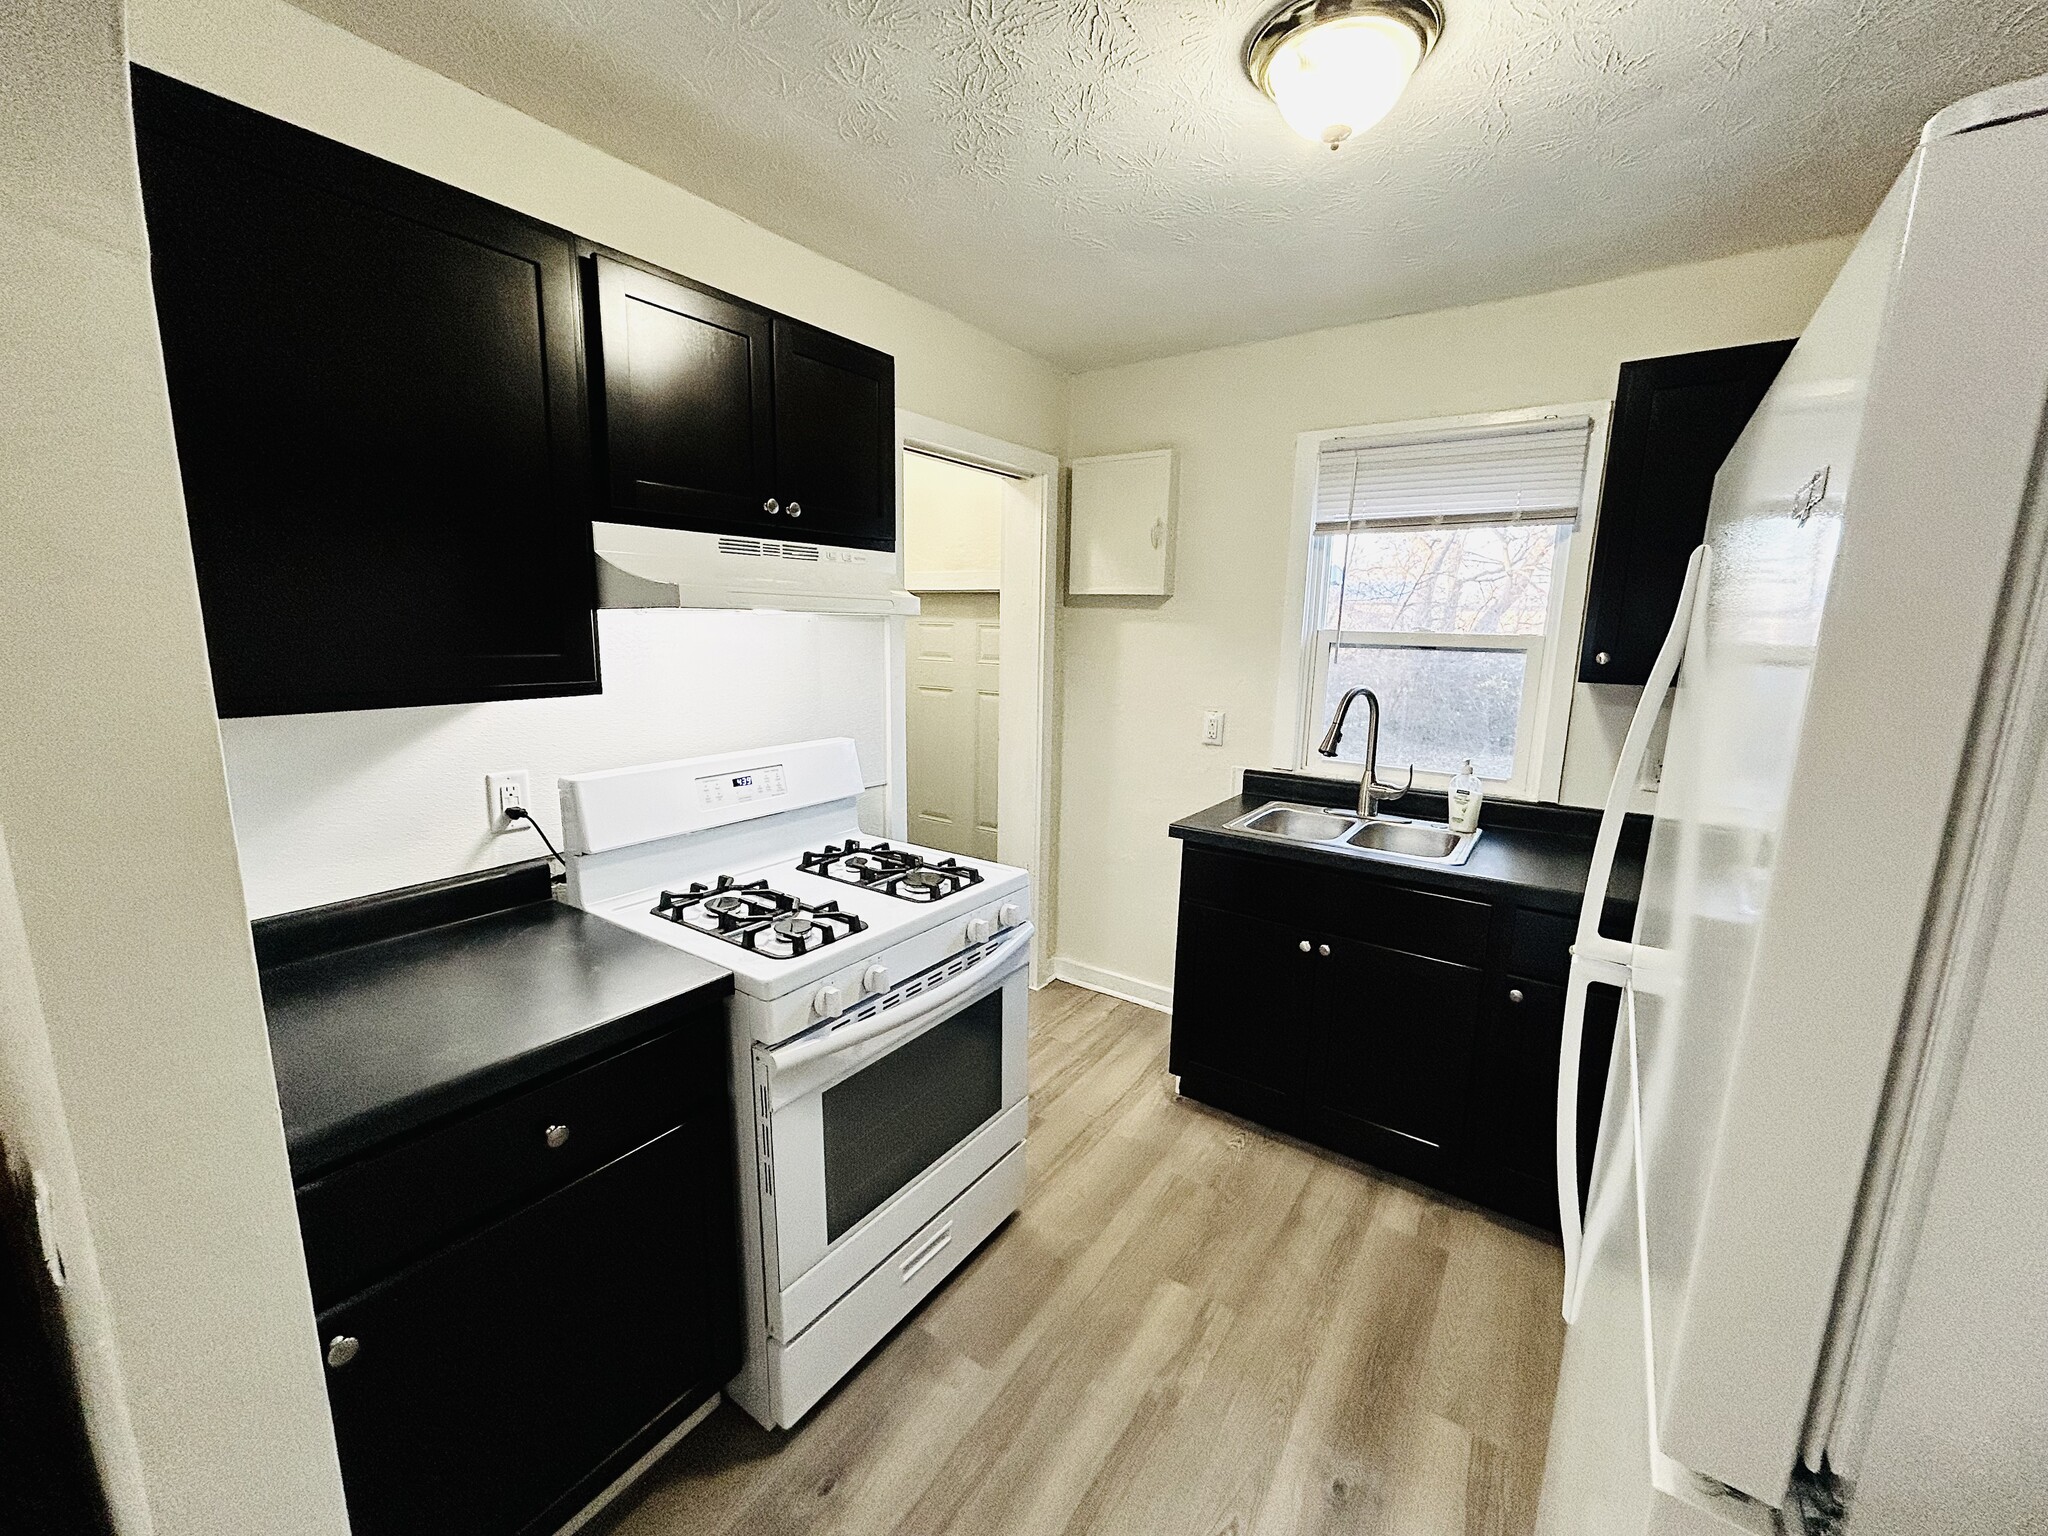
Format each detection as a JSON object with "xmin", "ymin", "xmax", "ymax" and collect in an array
[
  {"xmin": 0, "ymin": 2, "xmax": 349, "ymax": 1528},
  {"xmin": 1056, "ymin": 237, "xmax": 1854, "ymax": 1000}
]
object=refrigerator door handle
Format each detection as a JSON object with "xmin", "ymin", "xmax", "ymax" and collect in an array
[{"xmin": 1558, "ymin": 544, "xmax": 1708, "ymax": 1322}]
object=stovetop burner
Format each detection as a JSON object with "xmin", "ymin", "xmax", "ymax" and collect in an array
[
  {"xmin": 797, "ymin": 840, "xmax": 986, "ymax": 903},
  {"xmin": 652, "ymin": 877, "xmax": 866, "ymax": 958}
]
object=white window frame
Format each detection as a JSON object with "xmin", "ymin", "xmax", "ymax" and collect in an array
[{"xmin": 1273, "ymin": 400, "xmax": 1612, "ymax": 803}]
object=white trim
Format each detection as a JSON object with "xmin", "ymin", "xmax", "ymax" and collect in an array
[
  {"xmin": 550, "ymin": 1393, "xmax": 722, "ymax": 1536},
  {"xmin": 1275, "ymin": 400, "xmax": 1612, "ymax": 802},
  {"xmin": 897, "ymin": 410, "xmax": 1062, "ymax": 989},
  {"xmin": 1051, "ymin": 956, "xmax": 1172, "ymax": 1014}
]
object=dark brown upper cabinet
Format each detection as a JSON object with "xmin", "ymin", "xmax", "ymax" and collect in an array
[
  {"xmin": 587, "ymin": 254, "xmax": 774, "ymax": 535},
  {"xmin": 131, "ymin": 67, "xmax": 600, "ymax": 719},
  {"xmin": 1579, "ymin": 338, "xmax": 1795, "ymax": 684},
  {"xmin": 771, "ymin": 319, "xmax": 896, "ymax": 550},
  {"xmin": 588, "ymin": 254, "xmax": 897, "ymax": 552}
]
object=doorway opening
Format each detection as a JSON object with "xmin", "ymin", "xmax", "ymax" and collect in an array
[
  {"xmin": 904, "ymin": 451, "xmax": 1006, "ymax": 861},
  {"xmin": 892, "ymin": 413, "xmax": 1060, "ymax": 986}
]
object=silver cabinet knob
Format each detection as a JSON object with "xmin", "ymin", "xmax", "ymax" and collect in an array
[
  {"xmin": 1508, "ymin": 988, "xmax": 1524, "ymax": 1004},
  {"xmin": 763, "ymin": 498, "xmax": 781, "ymax": 514},
  {"xmin": 787, "ymin": 501, "xmax": 802, "ymax": 518},
  {"xmin": 1298, "ymin": 940, "xmax": 1312, "ymax": 953},
  {"xmin": 1595, "ymin": 651, "xmax": 1610, "ymax": 666},
  {"xmin": 1318, "ymin": 943, "xmax": 1331, "ymax": 957},
  {"xmin": 326, "ymin": 1335, "xmax": 359, "ymax": 1369},
  {"xmin": 544, "ymin": 1123, "xmax": 571, "ymax": 1149}
]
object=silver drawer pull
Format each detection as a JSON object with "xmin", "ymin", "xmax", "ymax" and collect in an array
[
  {"xmin": 900, "ymin": 1223, "xmax": 953, "ymax": 1283},
  {"xmin": 544, "ymin": 1124, "xmax": 571, "ymax": 1150},
  {"xmin": 1508, "ymin": 988, "xmax": 1524, "ymax": 1004},
  {"xmin": 787, "ymin": 501, "xmax": 802, "ymax": 518},
  {"xmin": 326, "ymin": 1335, "xmax": 359, "ymax": 1369},
  {"xmin": 763, "ymin": 498, "xmax": 780, "ymax": 514},
  {"xmin": 1318, "ymin": 943, "xmax": 1331, "ymax": 957},
  {"xmin": 1298, "ymin": 940, "xmax": 1311, "ymax": 953}
]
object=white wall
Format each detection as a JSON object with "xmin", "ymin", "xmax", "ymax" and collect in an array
[
  {"xmin": 0, "ymin": 2, "xmax": 349, "ymax": 1527},
  {"xmin": 127, "ymin": 0, "xmax": 1069, "ymax": 916},
  {"xmin": 225, "ymin": 610, "xmax": 892, "ymax": 916},
  {"xmin": 1057, "ymin": 238, "xmax": 1854, "ymax": 999},
  {"xmin": 904, "ymin": 452, "xmax": 1007, "ymax": 592}
]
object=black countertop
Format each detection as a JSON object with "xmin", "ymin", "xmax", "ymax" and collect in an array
[
  {"xmin": 258, "ymin": 861, "xmax": 732, "ymax": 1179},
  {"xmin": 1170, "ymin": 770, "xmax": 1646, "ymax": 917}
]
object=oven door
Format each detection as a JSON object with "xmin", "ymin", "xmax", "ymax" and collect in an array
[{"xmin": 754, "ymin": 925, "xmax": 1031, "ymax": 1334}]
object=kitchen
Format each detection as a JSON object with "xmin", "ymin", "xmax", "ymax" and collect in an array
[{"xmin": 5, "ymin": 3, "xmax": 2048, "ymax": 1536}]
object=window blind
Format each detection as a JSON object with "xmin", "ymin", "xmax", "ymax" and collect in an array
[{"xmin": 1313, "ymin": 416, "xmax": 1593, "ymax": 532}]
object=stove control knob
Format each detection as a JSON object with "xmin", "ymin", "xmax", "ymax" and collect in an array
[
  {"xmin": 813, "ymin": 985, "xmax": 844, "ymax": 1018},
  {"xmin": 861, "ymin": 964, "xmax": 890, "ymax": 995},
  {"xmin": 966, "ymin": 917, "xmax": 995, "ymax": 945},
  {"xmin": 997, "ymin": 903, "xmax": 1022, "ymax": 929}
]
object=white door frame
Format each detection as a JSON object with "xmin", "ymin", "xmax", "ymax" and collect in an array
[{"xmin": 896, "ymin": 410, "xmax": 1061, "ymax": 986}]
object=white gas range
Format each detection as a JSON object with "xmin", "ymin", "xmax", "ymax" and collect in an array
[{"xmin": 557, "ymin": 738, "xmax": 1031, "ymax": 1430}]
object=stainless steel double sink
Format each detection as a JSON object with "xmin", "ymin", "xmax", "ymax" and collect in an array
[{"xmin": 1223, "ymin": 801, "xmax": 1480, "ymax": 866}]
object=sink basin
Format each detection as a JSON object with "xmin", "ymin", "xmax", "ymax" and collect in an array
[
  {"xmin": 1228, "ymin": 803, "xmax": 1362, "ymax": 843},
  {"xmin": 1224, "ymin": 801, "xmax": 1480, "ymax": 865},
  {"xmin": 1349, "ymin": 821, "xmax": 1469, "ymax": 861}
]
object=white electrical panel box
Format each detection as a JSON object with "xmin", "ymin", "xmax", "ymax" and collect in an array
[{"xmin": 1068, "ymin": 448, "xmax": 1177, "ymax": 597}]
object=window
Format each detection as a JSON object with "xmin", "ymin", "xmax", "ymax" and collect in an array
[{"xmin": 1296, "ymin": 409, "xmax": 1604, "ymax": 800}]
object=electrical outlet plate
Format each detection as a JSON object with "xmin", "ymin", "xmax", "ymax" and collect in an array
[
  {"xmin": 486, "ymin": 771, "xmax": 531, "ymax": 834},
  {"xmin": 1201, "ymin": 709, "xmax": 1226, "ymax": 747}
]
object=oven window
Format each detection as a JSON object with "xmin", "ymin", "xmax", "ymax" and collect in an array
[{"xmin": 822, "ymin": 990, "xmax": 1004, "ymax": 1242}]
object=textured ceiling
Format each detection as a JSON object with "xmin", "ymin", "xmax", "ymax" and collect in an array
[{"xmin": 289, "ymin": 0, "xmax": 2048, "ymax": 369}]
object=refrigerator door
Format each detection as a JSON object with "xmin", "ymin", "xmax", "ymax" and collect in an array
[
  {"xmin": 1629, "ymin": 98, "xmax": 2048, "ymax": 1508},
  {"xmin": 1537, "ymin": 987, "xmax": 1774, "ymax": 1536}
]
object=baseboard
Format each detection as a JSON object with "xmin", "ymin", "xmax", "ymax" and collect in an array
[
  {"xmin": 1050, "ymin": 957, "xmax": 1172, "ymax": 1014},
  {"xmin": 553, "ymin": 1392, "xmax": 721, "ymax": 1536}
]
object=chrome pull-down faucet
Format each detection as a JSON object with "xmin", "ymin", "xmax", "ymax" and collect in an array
[{"xmin": 1317, "ymin": 687, "xmax": 1414, "ymax": 818}]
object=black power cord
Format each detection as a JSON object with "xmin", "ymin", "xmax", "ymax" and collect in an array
[{"xmin": 504, "ymin": 805, "xmax": 567, "ymax": 882}]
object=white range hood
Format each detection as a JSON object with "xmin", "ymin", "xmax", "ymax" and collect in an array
[{"xmin": 593, "ymin": 521, "xmax": 919, "ymax": 616}]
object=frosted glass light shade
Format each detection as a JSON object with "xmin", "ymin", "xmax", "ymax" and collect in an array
[{"xmin": 1247, "ymin": 1, "xmax": 1440, "ymax": 149}]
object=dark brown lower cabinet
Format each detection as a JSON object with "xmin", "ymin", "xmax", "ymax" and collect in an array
[
  {"xmin": 1168, "ymin": 842, "xmax": 1619, "ymax": 1231},
  {"xmin": 1312, "ymin": 937, "xmax": 1484, "ymax": 1189},
  {"xmin": 1166, "ymin": 904, "xmax": 1315, "ymax": 1112},
  {"xmin": 298, "ymin": 1010, "xmax": 739, "ymax": 1536},
  {"xmin": 321, "ymin": 1119, "xmax": 729, "ymax": 1536}
]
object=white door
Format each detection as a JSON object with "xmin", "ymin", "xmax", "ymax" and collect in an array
[{"xmin": 907, "ymin": 591, "xmax": 999, "ymax": 859}]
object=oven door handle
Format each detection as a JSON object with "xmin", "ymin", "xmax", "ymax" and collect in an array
[{"xmin": 766, "ymin": 923, "xmax": 1034, "ymax": 1074}]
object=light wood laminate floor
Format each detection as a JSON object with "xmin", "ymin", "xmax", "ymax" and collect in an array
[{"xmin": 607, "ymin": 981, "xmax": 1567, "ymax": 1536}]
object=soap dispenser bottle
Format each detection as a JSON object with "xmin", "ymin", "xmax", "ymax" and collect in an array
[{"xmin": 1448, "ymin": 759, "xmax": 1483, "ymax": 833}]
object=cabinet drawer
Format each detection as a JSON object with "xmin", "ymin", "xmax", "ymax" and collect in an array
[
  {"xmin": 1180, "ymin": 846, "xmax": 1490, "ymax": 966},
  {"xmin": 297, "ymin": 1018, "xmax": 721, "ymax": 1306},
  {"xmin": 1506, "ymin": 908, "xmax": 1578, "ymax": 982}
]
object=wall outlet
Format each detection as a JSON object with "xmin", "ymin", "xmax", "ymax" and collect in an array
[
  {"xmin": 1201, "ymin": 709, "xmax": 1226, "ymax": 747},
  {"xmin": 486, "ymin": 771, "xmax": 531, "ymax": 834}
]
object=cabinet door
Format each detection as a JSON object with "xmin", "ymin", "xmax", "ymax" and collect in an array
[
  {"xmin": 1476, "ymin": 973, "xmax": 1623, "ymax": 1229},
  {"xmin": 590, "ymin": 254, "xmax": 774, "ymax": 534},
  {"xmin": 1310, "ymin": 938, "xmax": 1483, "ymax": 1183},
  {"xmin": 131, "ymin": 68, "xmax": 599, "ymax": 718},
  {"xmin": 319, "ymin": 1122, "xmax": 734, "ymax": 1536},
  {"xmin": 1579, "ymin": 338, "xmax": 1795, "ymax": 684},
  {"xmin": 771, "ymin": 319, "xmax": 896, "ymax": 550},
  {"xmin": 1168, "ymin": 904, "xmax": 1314, "ymax": 1107}
]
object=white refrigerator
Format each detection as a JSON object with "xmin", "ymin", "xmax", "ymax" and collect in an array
[{"xmin": 1538, "ymin": 75, "xmax": 2048, "ymax": 1536}]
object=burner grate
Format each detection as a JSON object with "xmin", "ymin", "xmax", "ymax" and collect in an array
[
  {"xmin": 797, "ymin": 840, "xmax": 985, "ymax": 903},
  {"xmin": 652, "ymin": 876, "xmax": 867, "ymax": 957}
]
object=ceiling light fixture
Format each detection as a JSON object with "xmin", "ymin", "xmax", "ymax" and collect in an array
[{"xmin": 1245, "ymin": 0, "xmax": 1443, "ymax": 150}]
